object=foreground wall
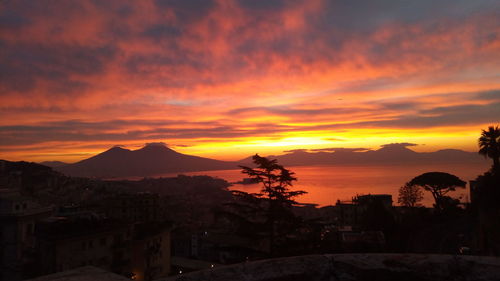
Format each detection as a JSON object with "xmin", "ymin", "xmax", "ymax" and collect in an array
[
  {"xmin": 27, "ymin": 254, "xmax": 500, "ymax": 281},
  {"xmin": 161, "ymin": 254, "xmax": 500, "ymax": 281}
]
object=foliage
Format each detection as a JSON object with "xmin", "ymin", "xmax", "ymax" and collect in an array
[
  {"xmin": 240, "ymin": 154, "xmax": 306, "ymax": 203},
  {"xmin": 398, "ymin": 182, "xmax": 424, "ymax": 207},
  {"xmin": 238, "ymin": 154, "xmax": 307, "ymax": 255},
  {"xmin": 409, "ymin": 172, "xmax": 465, "ymax": 211},
  {"xmin": 473, "ymin": 171, "xmax": 500, "ymax": 210},
  {"xmin": 478, "ymin": 125, "xmax": 500, "ymax": 173}
]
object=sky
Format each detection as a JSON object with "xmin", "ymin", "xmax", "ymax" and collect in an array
[{"xmin": 1, "ymin": 0, "xmax": 499, "ymax": 163}]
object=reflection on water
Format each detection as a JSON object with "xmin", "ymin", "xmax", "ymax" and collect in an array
[{"xmin": 161, "ymin": 163, "xmax": 490, "ymax": 207}]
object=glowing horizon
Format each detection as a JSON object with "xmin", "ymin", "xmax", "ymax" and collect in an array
[{"xmin": 1, "ymin": 0, "xmax": 499, "ymax": 163}]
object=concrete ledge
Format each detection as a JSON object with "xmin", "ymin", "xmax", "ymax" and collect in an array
[{"xmin": 159, "ymin": 254, "xmax": 500, "ymax": 281}]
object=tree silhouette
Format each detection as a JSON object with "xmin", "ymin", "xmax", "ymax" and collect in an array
[
  {"xmin": 409, "ymin": 172, "xmax": 465, "ymax": 211},
  {"xmin": 239, "ymin": 154, "xmax": 306, "ymax": 255},
  {"xmin": 398, "ymin": 182, "xmax": 423, "ymax": 207},
  {"xmin": 479, "ymin": 125, "xmax": 500, "ymax": 173},
  {"xmin": 240, "ymin": 154, "xmax": 305, "ymax": 202}
]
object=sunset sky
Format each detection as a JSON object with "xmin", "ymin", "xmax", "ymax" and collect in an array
[{"xmin": 1, "ymin": 0, "xmax": 499, "ymax": 163}]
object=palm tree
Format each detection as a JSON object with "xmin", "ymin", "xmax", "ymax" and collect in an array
[{"xmin": 478, "ymin": 125, "xmax": 500, "ymax": 172}]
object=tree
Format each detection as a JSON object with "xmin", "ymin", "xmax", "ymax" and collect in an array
[
  {"xmin": 409, "ymin": 172, "xmax": 465, "ymax": 211},
  {"xmin": 240, "ymin": 154, "xmax": 306, "ymax": 202},
  {"xmin": 239, "ymin": 154, "xmax": 307, "ymax": 255},
  {"xmin": 398, "ymin": 182, "xmax": 424, "ymax": 207},
  {"xmin": 479, "ymin": 125, "xmax": 500, "ymax": 173}
]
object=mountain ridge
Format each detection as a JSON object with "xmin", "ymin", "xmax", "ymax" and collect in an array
[
  {"xmin": 238, "ymin": 143, "xmax": 487, "ymax": 167},
  {"xmin": 50, "ymin": 142, "xmax": 488, "ymax": 179},
  {"xmin": 55, "ymin": 143, "xmax": 238, "ymax": 178}
]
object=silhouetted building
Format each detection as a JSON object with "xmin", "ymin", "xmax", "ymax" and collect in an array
[
  {"xmin": 36, "ymin": 218, "xmax": 133, "ymax": 277},
  {"xmin": 35, "ymin": 218, "xmax": 172, "ymax": 281},
  {"xmin": 0, "ymin": 189, "xmax": 53, "ymax": 281},
  {"xmin": 56, "ymin": 204, "xmax": 101, "ymax": 219},
  {"xmin": 354, "ymin": 194, "xmax": 393, "ymax": 209},
  {"xmin": 334, "ymin": 194, "xmax": 393, "ymax": 228},
  {"xmin": 99, "ymin": 192, "xmax": 161, "ymax": 222},
  {"xmin": 334, "ymin": 200, "xmax": 359, "ymax": 227},
  {"xmin": 130, "ymin": 221, "xmax": 172, "ymax": 281}
]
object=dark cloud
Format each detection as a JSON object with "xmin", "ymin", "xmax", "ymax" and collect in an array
[
  {"xmin": 124, "ymin": 51, "xmax": 208, "ymax": 78},
  {"xmin": 0, "ymin": 42, "xmax": 117, "ymax": 94},
  {"xmin": 236, "ymin": 0, "xmax": 299, "ymax": 11},
  {"xmin": 0, "ymin": 9, "xmax": 31, "ymax": 29},
  {"xmin": 0, "ymin": 119, "xmax": 291, "ymax": 146},
  {"xmin": 316, "ymin": 0, "xmax": 498, "ymax": 31},
  {"xmin": 357, "ymin": 102, "xmax": 500, "ymax": 129},
  {"xmin": 380, "ymin": 143, "xmax": 418, "ymax": 149},
  {"xmin": 379, "ymin": 101, "xmax": 419, "ymax": 111},
  {"xmin": 173, "ymin": 144, "xmax": 191, "ymax": 147},
  {"xmin": 141, "ymin": 24, "xmax": 182, "ymax": 40},
  {"xmin": 474, "ymin": 90, "xmax": 500, "ymax": 101},
  {"xmin": 154, "ymin": 0, "xmax": 216, "ymax": 22},
  {"xmin": 227, "ymin": 106, "xmax": 357, "ymax": 116}
]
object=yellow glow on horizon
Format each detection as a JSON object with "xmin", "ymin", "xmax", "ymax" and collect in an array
[{"xmin": 2, "ymin": 127, "xmax": 486, "ymax": 163}]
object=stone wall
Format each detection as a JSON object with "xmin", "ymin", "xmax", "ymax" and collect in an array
[
  {"xmin": 27, "ymin": 254, "xmax": 500, "ymax": 281},
  {"xmin": 160, "ymin": 254, "xmax": 500, "ymax": 281}
]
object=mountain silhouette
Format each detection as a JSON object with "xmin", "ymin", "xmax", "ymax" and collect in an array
[
  {"xmin": 39, "ymin": 161, "xmax": 68, "ymax": 168},
  {"xmin": 238, "ymin": 143, "xmax": 487, "ymax": 167},
  {"xmin": 53, "ymin": 142, "xmax": 488, "ymax": 178},
  {"xmin": 56, "ymin": 143, "xmax": 237, "ymax": 178}
]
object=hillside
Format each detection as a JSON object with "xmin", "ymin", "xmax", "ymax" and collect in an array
[{"xmin": 56, "ymin": 143, "xmax": 238, "ymax": 178}]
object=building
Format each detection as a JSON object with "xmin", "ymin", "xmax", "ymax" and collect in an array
[
  {"xmin": 130, "ymin": 222, "xmax": 171, "ymax": 281},
  {"xmin": 35, "ymin": 218, "xmax": 171, "ymax": 281},
  {"xmin": 0, "ymin": 189, "xmax": 53, "ymax": 281},
  {"xmin": 334, "ymin": 194, "xmax": 393, "ymax": 228},
  {"xmin": 334, "ymin": 200, "xmax": 359, "ymax": 227},
  {"xmin": 354, "ymin": 194, "xmax": 393, "ymax": 210},
  {"xmin": 36, "ymin": 218, "xmax": 134, "ymax": 277},
  {"xmin": 99, "ymin": 192, "xmax": 162, "ymax": 222}
]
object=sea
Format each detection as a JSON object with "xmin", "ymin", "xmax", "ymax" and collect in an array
[{"xmin": 158, "ymin": 163, "xmax": 490, "ymax": 207}]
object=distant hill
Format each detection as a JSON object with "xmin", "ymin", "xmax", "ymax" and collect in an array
[
  {"xmin": 0, "ymin": 159, "xmax": 65, "ymax": 192},
  {"xmin": 238, "ymin": 143, "xmax": 488, "ymax": 167},
  {"xmin": 39, "ymin": 161, "xmax": 68, "ymax": 168},
  {"xmin": 46, "ymin": 142, "xmax": 489, "ymax": 179},
  {"xmin": 55, "ymin": 143, "xmax": 238, "ymax": 178}
]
